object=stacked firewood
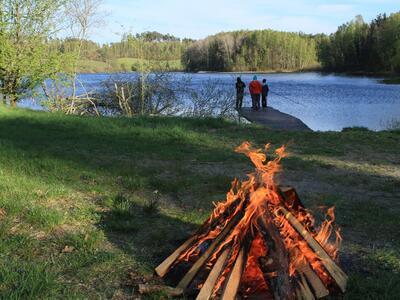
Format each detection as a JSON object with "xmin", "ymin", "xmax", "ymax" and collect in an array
[{"xmin": 147, "ymin": 143, "xmax": 347, "ymax": 299}]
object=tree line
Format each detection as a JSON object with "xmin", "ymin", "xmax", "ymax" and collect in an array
[
  {"xmin": 1, "ymin": 0, "xmax": 399, "ymax": 108},
  {"xmin": 182, "ymin": 30, "xmax": 319, "ymax": 72},
  {"xmin": 49, "ymin": 32, "xmax": 193, "ymax": 64},
  {"xmin": 316, "ymin": 12, "xmax": 400, "ymax": 73},
  {"xmin": 13, "ymin": 10, "xmax": 399, "ymax": 75}
]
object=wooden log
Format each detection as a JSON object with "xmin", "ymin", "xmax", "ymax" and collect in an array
[
  {"xmin": 138, "ymin": 284, "xmax": 183, "ymax": 297},
  {"xmin": 295, "ymin": 274, "xmax": 316, "ymax": 300},
  {"xmin": 155, "ymin": 235, "xmax": 197, "ymax": 277},
  {"xmin": 279, "ymin": 186, "xmax": 304, "ymax": 210},
  {"xmin": 278, "ymin": 207, "xmax": 348, "ymax": 293},
  {"xmin": 173, "ymin": 212, "xmax": 243, "ymax": 295},
  {"xmin": 258, "ymin": 210, "xmax": 296, "ymax": 300},
  {"xmin": 221, "ymin": 247, "xmax": 246, "ymax": 300},
  {"xmin": 278, "ymin": 186, "xmax": 315, "ymax": 233},
  {"xmin": 155, "ymin": 198, "xmax": 241, "ymax": 278},
  {"xmin": 196, "ymin": 248, "xmax": 230, "ymax": 300},
  {"xmin": 298, "ymin": 259, "xmax": 329, "ymax": 299}
]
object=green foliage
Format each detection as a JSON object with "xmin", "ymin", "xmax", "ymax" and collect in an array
[
  {"xmin": 182, "ymin": 30, "xmax": 320, "ymax": 72},
  {"xmin": 30, "ymin": 14, "xmax": 400, "ymax": 74},
  {"xmin": 317, "ymin": 12, "xmax": 400, "ymax": 73},
  {"xmin": 0, "ymin": 0, "xmax": 73, "ymax": 104},
  {"xmin": 48, "ymin": 32, "xmax": 190, "ymax": 72},
  {"xmin": 381, "ymin": 77, "xmax": 400, "ymax": 84}
]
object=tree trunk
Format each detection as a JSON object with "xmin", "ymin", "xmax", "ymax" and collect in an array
[{"xmin": 10, "ymin": 95, "xmax": 17, "ymax": 107}]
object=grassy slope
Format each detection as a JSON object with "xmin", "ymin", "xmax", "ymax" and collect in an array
[
  {"xmin": 76, "ymin": 58, "xmax": 183, "ymax": 73},
  {"xmin": 116, "ymin": 58, "xmax": 182, "ymax": 71},
  {"xmin": 77, "ymin": 60, "xmax": 113, "ymax": 73},
  {"xmin": 0, "ymin": 106, "xmax": 399, "ymax": 299}
]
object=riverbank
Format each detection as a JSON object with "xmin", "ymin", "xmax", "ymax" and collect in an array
[
  {"xmin": 380, "ymin": 77, "xmax": 400, "ymax": 85},
  {"xmin": 319, "ymin": 70, "xmax": 400, "ymax": 84},
  {"xmin": 197, "ymin": 66, "xmax": 322, "ymax": 74},
  {"xmin": 74, "ymin": 58, "xmax": 400, "ymax": 85},
  {"xmin": 1, "ymin": 107, "xmax": 399, "ymax": 299}
]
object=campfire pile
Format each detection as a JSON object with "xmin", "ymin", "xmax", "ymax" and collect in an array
[{"xmin": 153, "ymin": 142, "xmax": 347, "ymax": 299}]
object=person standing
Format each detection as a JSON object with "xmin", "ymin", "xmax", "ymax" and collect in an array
[
  {"xmin": 262, "ymin": 79, "xmax": 269, "ymax": 109},
  {"xmin": 235, "ymin": 77, "xmax": 246, "ymax": 110},
  {"xmin": 249, "ymin": 75, "xmax": 262, "ymax": 110}
]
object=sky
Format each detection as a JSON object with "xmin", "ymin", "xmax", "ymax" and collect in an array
[{"xmin": 90, "ymin": 0, "xmax": 400, "ymax": 44}]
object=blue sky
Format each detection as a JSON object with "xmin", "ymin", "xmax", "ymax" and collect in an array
[{"xmin": 91, "ymin": 0, "xmax": 399, "ymax": 43}]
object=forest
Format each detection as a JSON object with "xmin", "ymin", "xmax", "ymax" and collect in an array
[
  {"xmin": 317, "ymin": 12, "xmax": 400, "ymax": 73},
  {"xmin": 50, "ymin": 29, "xmax": 320, "ymax": 73},
  {"xmin": 182, "ymin": 12, "xmax": 400, "ymax": 73},
  {"xmin": 182, "ymin": 30, "xmax": 319, "ymax": 72},
  {"xmin": 48, "ymin": 32, "xmax": 193, "ymax": 72},
  {"xmin": 49, "ymin": 11, "xmax": 400, "ymax": 74}
]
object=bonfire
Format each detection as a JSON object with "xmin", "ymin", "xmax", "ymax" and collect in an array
[{"xmin": 150, "ymin": 142, "xmax": 347, "ymax": 299}]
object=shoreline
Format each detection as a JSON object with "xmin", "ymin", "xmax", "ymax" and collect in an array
[{"xmin": 74, "ymin": 68, "xmax": 399, "ymax": 82}]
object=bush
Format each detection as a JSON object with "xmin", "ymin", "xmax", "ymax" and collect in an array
[
  {"xmin": 184, "ymin": 78, "xmax": 236, "ymax": 118},
  {"xmin": 98, "ymin": 72, "xmax": 187, "ymax": 116}
]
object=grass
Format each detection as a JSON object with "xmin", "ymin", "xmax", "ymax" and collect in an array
[
  {"xmin": 77, "ymin": 60, "xmax": 114, "ymax": 73},
  {"xmin": 116, "ymin": 58, "xmax": 182, "ymax": 72},
  {"xmin": 0, "ymin": 106, "xmax": 399, "ymax": 299}
]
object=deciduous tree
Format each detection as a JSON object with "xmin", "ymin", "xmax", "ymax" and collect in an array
[{"xmin": 0, "ymin": 0, "xmax": 68, "ymax": 106}]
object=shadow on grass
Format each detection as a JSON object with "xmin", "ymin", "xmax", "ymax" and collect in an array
[
  {"xmin": 98, "ymin": 198, "xmax": 198, "ymax": 270},
  {"xmin": 0, "ymin": 112, "xmax": 248, "ymax": 216},
  {"xmin": 1, "ymin": 109, "xmax": 400, "ymax": 298}
]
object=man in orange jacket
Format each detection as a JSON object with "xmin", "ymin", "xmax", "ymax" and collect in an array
[{"xmin": 249, "ymin": 75, "xmax": 262, "ymax": 111}]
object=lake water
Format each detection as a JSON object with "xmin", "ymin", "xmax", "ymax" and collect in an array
[{"xmin": 19, "ymin": 72, "xmax": 400, "ymax": 132}]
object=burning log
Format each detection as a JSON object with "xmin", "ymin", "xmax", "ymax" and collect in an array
[
  {"xmin": 277, "ymin": 207, "xmax": 348, "ymax": 293},
  {"xmin": 155, "ymin": 236, "xmax": 197, "ymax": 277},
  {"xmin": 196, "ymin": 248, "xmax": 230, "ymax": 300},
  {"xmin": 154, "ymin": 142, "xmax": 347, "ymax": 299},
  {"xmin": 295, "ymin": 274, "xmax": 315, "ymax": 300},
  {"xmin": 221, "ymin": 247, "xmax": 246, "ymax": 300},
  {"xmin": 156, "ymin": 191, "xmax": 243, "ymax": 279},
  {"xmin": 297, "ymin": 259, "xmax": 329, "ymax": 298},
  {"xmin": 174, "ymin": 211, "xmax": 244, "ymax": 295},
  {"xmin": 258, "ymin": 211, "xmax": 295, "ymax": 299}
]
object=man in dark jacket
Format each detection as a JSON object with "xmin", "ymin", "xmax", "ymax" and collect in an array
[
  {"xmin": 262, "ymin": 79, "xmax": 269, "ymax": 108},
  {"xmin": 235, "ymin": 77, "xmax": 246, "ymax": 110}
]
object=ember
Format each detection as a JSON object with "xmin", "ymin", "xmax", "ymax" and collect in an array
[{"xmin": 154, "ymin": 142, "xmax": 347, "ymax": 299}]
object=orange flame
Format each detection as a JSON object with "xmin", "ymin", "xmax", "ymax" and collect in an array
[{"xmin": 174, "ymin": 142, "xmax": 342, "ymax": 296}]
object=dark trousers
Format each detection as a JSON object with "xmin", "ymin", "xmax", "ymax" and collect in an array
[
  {"xmin": 251, "ymin": 93, "xmax": 261, "ymax": 110},
  {"xmin": 262, "ymin": 94, "xmax": 268, "ymax": 108},
  {"xmin": 236, "ymin": 92, "xmax": 244, "ymax": 109}
]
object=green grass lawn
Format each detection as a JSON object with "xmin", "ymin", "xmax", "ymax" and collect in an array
[
  {"xmin": 0, "ymin": 106, "xmax": 399, "ymax": 299},
  {"xmin": 77, "ymin": 60, "xmax": 114, "ymax": 73},
  {"xmin": 75, "ymin": 58, "xmax": 183, "ymax": 73},
  {"xmin": 116, "ymin": 58, "xmax": 182, "ymax": 72}
]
